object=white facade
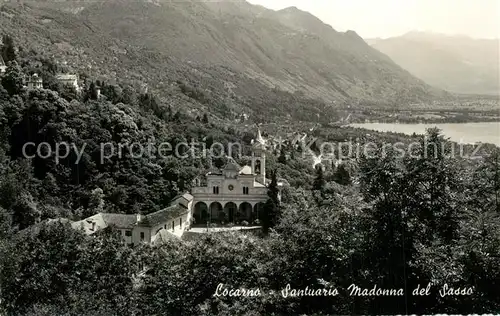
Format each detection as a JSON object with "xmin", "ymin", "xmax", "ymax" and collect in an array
[
  {"xmin": 56, "ymin": 74, "xmax": 80, "ymax": 91},
  {"xmin": 27, "ymin": 73, "xmax": 43, "ymax": 90},
  {"xmin": 68, "ymin": 129, "xmax": 277, "ymax": 242},
  {"xmin": 71, "ymin": 205, "xmax": 191, "ymax": 245},
  {"xmin": 191, "ymin": 130, "xmax": 269, "ymax": 225}
]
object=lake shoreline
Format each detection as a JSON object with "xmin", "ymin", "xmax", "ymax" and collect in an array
[{"xmin": 349, "ymin": 122, "xmax": 500, "ymax": 146}]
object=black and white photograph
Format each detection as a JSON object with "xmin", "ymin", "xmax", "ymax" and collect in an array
[{"xmin": 0, "ymin": 0, "xmax": 499, "ymax": 315}]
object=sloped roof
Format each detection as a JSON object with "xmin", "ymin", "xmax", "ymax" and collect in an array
[
  {"xmin": 72, "ymin": 213, "xmax": 106, "ymax": 234},
  {"xmin": 19, "ymin": 218, "xmax": 73, "ymax": 237},
  {"xmin": 171, "ymin": 192, "xmax": 194, "ymax": 204},
  {"xmin": 152, "ymin": 229, "xmax": 181, "ymax": 246},
  {"xmin": 171, "ymin": 192, "xmax": 194, "ymax": 209},
  {"xmin": 239, "ymin": 165, "xmax": 252, "ymax": 175},
  {"xmin": 254, "ymin": 180, "xmax": 266, "ymax": 187},
  {"xmin": 139, "ymin": 205, "xmax": 188, "ymax": 227},
  {"xmin": 101, "ymin": 213, "xmax": 137, "ymax": 229},
  {"xmin": 56, "ymin": 74, "xmax": 78, "ymax": 80},
  {"xmin": 223, "ymin": 156, "xmax": 241, "ymax": 171},
  {"xmin": 71, "ymin": 213, "xmax": 137, "ymax": 233}
]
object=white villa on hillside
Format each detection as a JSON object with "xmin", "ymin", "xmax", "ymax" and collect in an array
[
  {"xmin": 26, "ymin": 73, "xmax": 43, "ymax": 90},
  {"xmin": 56, "ymin": 74, "xmax": 80, "ymax": 91}
]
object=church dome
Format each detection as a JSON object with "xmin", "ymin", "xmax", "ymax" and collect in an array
[{"xmin": 239, "ymin": 165, "xmax": 252, "ymax": 175}]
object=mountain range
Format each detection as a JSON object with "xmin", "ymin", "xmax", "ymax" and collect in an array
[
  {"xmin": 367, "ymin": 31, "xmax": 499, "ymax": 95},
  {"xmin": 0, "ymin": 0, "xmax": 449, "ymax": 121}
]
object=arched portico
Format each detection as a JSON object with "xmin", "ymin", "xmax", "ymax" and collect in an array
[
  {"xmin": 223, "ymin": 202, "xmax": 237, "ymax": 222},
  {"xmin": 209, "ymin": 202, "xmax": 223, "ymax": 222},
  {"xmin": 193, "ymin": 202, "xmax": 208, "ymax": 224},
  {"xmin": 238, "ymin": 202, "xmax": 253, "ymax": 223},
  {"xmin": 192, "ymin": 200, "xmax": 267, "ymax": 226}
]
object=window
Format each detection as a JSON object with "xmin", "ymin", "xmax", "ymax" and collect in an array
[
  {"xmin": 213, "ymin": 186, "xmax": 219, "ymax": 194},
  {"xmin": 125, "ymin": 230, "xmax": 132, "ymax": 237},
  {"xmin": 179, "ymin": 218, "xmax": 182, "ymax": 227},
  {"xmin": 140, "ymin": 232, "xmax": 145, "ymax": 241},
  {"xmin": 164, "ymin": 224, "xmax": 166, "ymax": 229},
  {"xmin": 90, "ymin": 222, "xmax": 96, "ymax": 231},
  {"xmin": 255, "ymin": 160, "xmax": 261, "ymax": 174},
  {"xmin": 172, "ymin": 221, "xmax": 175, "ymax": 231},
  {"xmin": 243, "ymin": 187, "xmax": 249, "ymax": 195}
]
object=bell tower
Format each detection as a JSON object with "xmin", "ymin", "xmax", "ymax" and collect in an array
[{"xmin": 251, "ymin": 127, "xmax": 266, "ymax": 184}]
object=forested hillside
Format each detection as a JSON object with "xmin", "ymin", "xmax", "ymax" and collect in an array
[
  {"xmin": 0, "ymin": 35, "xmax": 499, "ymax": 314},
  {"xmin": 368, "ymin": 31, "xmax": 500, "ymax": 95},
  {"xmin": 0, "ymin": 1, "xmax": 499, "ymax": 314},
  {"xmin": 0, "ymin": 0, "xmax": 450, "ymax": 124}
]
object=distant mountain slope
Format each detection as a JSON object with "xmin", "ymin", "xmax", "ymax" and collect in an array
[
  {"xmin": 367, "ymin": 31, "xmax": 499, "ymax": 95},
  {"xmin": 0, "ymin": 1, "xmax": 447, "ymax": 121},
  {"xmin": 75, "ymin": 1, "xmax": 443, "ymax": 101}
]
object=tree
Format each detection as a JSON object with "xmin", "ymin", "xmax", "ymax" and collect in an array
[
  {"xmin": 202, "ymin": 113, "xmax": 209, "ymax": 124},
  {"xmin": 333, "ymin": 163, "xmax": 351, "ymax": 185},
  {"xmin": 59, "ymin": 84, "xmax": 79, "ymax": 102},
  {"xmin": 473, "ymin": 147, "xmax": 500, "ymax": 213},
  {"xmin": 278, "ymin": 148, "xmax": 287, "ymax": 164},
  {"xmin": 262, "ymin": 169, "xmax": 280, "ymax": 234},
  {"xmin": 173, "ymin": 111, "xmax": 181, "ymax": 122},
  {"xmin": 121, "ymin": 85, "xmax": 138, "ymax": 106},
  {"xmin": 267, "ymin": 169, "xmax": 280, "ymax": 206},
  {"xmin": 1, "ymin": 61, "xmax": 24, "ymax": 96},
  {"xmin": 11, "ymin": 192, "xmax": 40, "ymax": 230},
  {"xmin": 84, "ymin": 82, "xmax": 99, "ymax": 101},
  {"xmin": 312, "ymin": 165, "xmax": 326, "ymax": 191},
  {"xmin": 261, "ymin": 198, "xmax": 277, "ymax": 235},
  {"xmin": 0, "ymin": 222, "xmax": 138, "ymax": 315},
  {"xmin": 88, "ymin": 188, "xmax": 105, "ymax": 215},
  {"xmin": 0, "ymin": 206, "xmax": 12, "ymax": 239},
  {"xmin": 1, "ymin": 35, "xmax": 17, "ymax": 63},
  {"xmin": 101, "ymin": 84, "xmax": 122, "ymax": 104}
]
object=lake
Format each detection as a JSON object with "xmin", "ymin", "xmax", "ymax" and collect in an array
[{"xmin": 350, "ymin": 122, "xmax": 500, "ymax": 146}]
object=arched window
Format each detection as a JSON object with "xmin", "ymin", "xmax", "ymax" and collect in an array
[{"xmin": 255, "ymin": 160, "xmax": 261, "ymax": 174}]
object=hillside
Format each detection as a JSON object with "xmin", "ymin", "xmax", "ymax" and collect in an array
[
  {"xmin": 76, "ymin": 0, "xmax": 444, "ymax": 101},
  {"xmin": 367, "ymin": 31, "xmax": 500, "ymax": 95},
  {"xmin": 0, "ymin": 0, "xmax": 447, "ymax": 122}
]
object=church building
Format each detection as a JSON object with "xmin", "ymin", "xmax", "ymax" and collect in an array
[
  {"xmin": 191, "ymin": 128, "xmax": 270, "ymax": 226},
  {"xmin": 37, "ymin": 128, "xmax": 282, "ymax": 243}
]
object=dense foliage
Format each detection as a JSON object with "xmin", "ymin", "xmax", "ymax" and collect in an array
[{"xmin": 0, "ymin": 39, "xmax": 499, "ymax": 315}]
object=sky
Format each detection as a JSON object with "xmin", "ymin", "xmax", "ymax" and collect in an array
[{"xmin": 246, "ymin": 0, "xmax": 500, "ymax": 39}]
